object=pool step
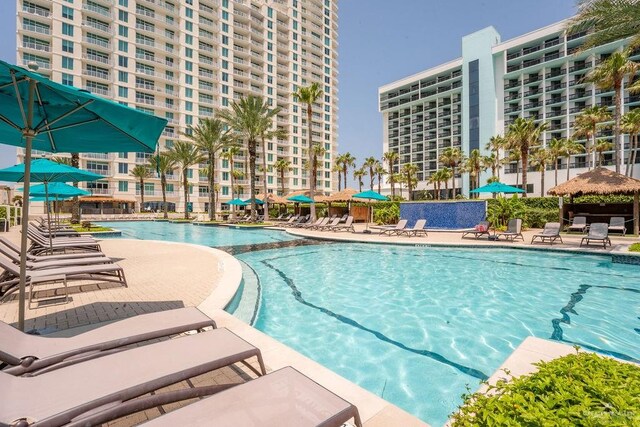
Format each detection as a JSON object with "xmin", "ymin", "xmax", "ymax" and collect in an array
[{"xmin": 226, "ymin": 259, "xmax": 261, "ymax": 325}]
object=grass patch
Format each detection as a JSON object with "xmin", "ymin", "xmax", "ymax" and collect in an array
[
  {"xmin": 451, "ymin": 350, "xmax": 640, "ymax": 426},
  {"xmin": 629, "ymin": 243, "xmax": 640, "ymax": 252},
  {"xmin": 229, "ymin": 222, "xmax": 267, "ymax": 227},
  {"xmin": 70, "ymin": 224, "xmax": 113, "ymax": 232}
]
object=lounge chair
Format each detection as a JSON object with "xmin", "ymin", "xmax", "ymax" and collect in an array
[
  {"xmin": 0, "ymin": 307, "xmax": 216, "ymax": 375},
  {"xmin": 0, "ymin": 239, "xmax": 114, "ymax": 270},
  {"xmin": 609, "ymin": 216, "xmax": 627, "ymax": 236},
  {"xmin": 142, "ymin": 366, "xmax": 362, "ymax": 427},
  {"xmin": 567, "ymin": 216, "xmax": 588, "ymax": 233},
  {"xmin": 331, "ymin": 216, "xmax": 355, "ymax": 232},
  {"xmin": 279, "ymin": 214, "xmax": 299, "ymax": 227},
  {"xmin": 380, "ymin": 219, "xmax": 408, "ymax": 236},
  {"xmin": 27, "ymin": 227, "xmax": 101, "ymax": 254},
  {"xmin": 302, "ymin": 217, "xmax": 326, "ymax": 229},
  {"xmin": 286, "ymin": 215, "xmax": 310, "ymax": 228},
  {"xmin": 0, "ymin": 328, "xmax": 266, "ymax": 426},
  {"xmin": 530, "ymin": 222, "xmax": 563, "ymax": 245},
  {"xmin": 0, "ymin": 237, "xmax": 105, "ymax": 263},
  {"xmin": 400, "ymin": 219, "xmax": 428, "ymax": 237},
  {"xmin": 461, "ymin": 220, "xmax": 491, "ymax": 239},
  {"xmin": 317, "ymin": 217, "xmax": 341, "ymax": 231},
  {"xmin": 580, "ymin": 223, "xmax": 611, "ymax": 248},
  {"xmin": 498, "ymin": 218, "xmax": 524, "ymax": 241}
]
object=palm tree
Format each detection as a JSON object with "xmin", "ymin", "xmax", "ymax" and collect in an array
[
  {"xmin": 435, "ymin": 168, "xmax": 453, "ymax": 199},
  {"xmin": 622, "ymin": 108, "xmax": 640, "ymax": 177},
  {"xmin": 506, "ymin": 117, "xmax": 548, "ymax": 197},
  {"xmin": 310, "ymin": 143, "xmax": 326, "ymax": 196},
  {"xmin": 485, "ymin": 135, "xmax": 507, "ymax": 179},
  {"xmin": 573, "ymin": 106, "xmax": 611, "ymax": 170},
  {"xmin": 463, "ymin": 149, "xmax": 484, "ymax": 197},
  {"xmin": 184, "ymin": 118, "xmax": 232, "ymax": 221},
  {"xmin": 375, "ymin": 163, "xmax": 387, "ymax": 194},
  {"xmin": 292, "ymin": 83, "xmax": 323, "ymax": 221},
  {"xmin": 332, "ymin": 162, "xmax": 343, "ymax": 191},
  {"xmin": 393, "ymin": 173, "xmax": 405, "ymax": 199},
  {"xmin": 353, "ymin": 167, "xmax": 366, "ymax": 192},
  {"xmin": 274, "ymin": 158, "xmax": 292, "ymax": 195},
  {"xmin": 566, "ymin": 0, "xmax": 640, "ymax": 50},
  {"xmin": 383, "ymin": 151, "xmax": 399, "ymax": 197},
  {"xmin": 337, "ymin": 152, "xmax": 356, "ymax": 192},
  {"xmin": 130, "ymin": 164, "xmax": 152, "ymax": 213},
  {"xmin": 506, "ymin": 149, "xmax": 522, "ymax": 186},
  {"xmin": 363, "ymin": 157, "xmax": 379, "ymax": 191},
  {"xmin": 594, "ymin": 139, "xmax": 614, "ymax": 166},
  {"xmin": 563, "ymin": 138, "xmax": 586, "ymax": 181},
  {"xmin": 222, "ymin": 146, "xmax": 242, "ymax": 217},
  {"xmin": 428, "ymin": 171, "xmax": 442, "ymax": 200},
  {"xmin": 401, "ymin": 163, "xmax": 418, "ymax": 201},
  {"xmin": 482, "ymin": 153, "xmax": 500, "ymax": 181},
  {"xmin": 547, "ymin": 138, "xmax": 566, "ymax": 187},
  {"xmin": 169, "ymin": 140, "xmax": 204, "ymax": 219},
  {"xmin": 52, "ymin": 156, "xmax": 72, "ymax": 165},
  {"xmin": 258, "ymin": 121, "xmax": 287, "ymax": 221},
  {"xmin": 149, "ymin": 152, "xmax": 177, "ymax": 219},
  {"xmin": 218, "ymin": 96, "xmax": 279, "ymax": 222},
  {"xmin": 439, "ymin": 147, "xmax": 463, "ymax": 197},
  {"xmin": 586, "ymin": 50, "xmax": 639, "ymax": 173},
  {"xmin": 530, "ymin": 148, "xmax": 550, "ymax": 197}
]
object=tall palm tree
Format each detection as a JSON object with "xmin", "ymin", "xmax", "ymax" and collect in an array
[
  {"xmin": 622, "ymin": 108, "xmax": 640, "ymax": 177},
  {"xmin": 563, "ymin": 138, "xmax": 586, "ymax": 181},
  {"xmin": 332, "ymin": 161, "xmax": 343, "ymax": 191},
  {"xmin": 338, "ymin": 152, "xmax": 356, "ymax": 192},
  {"xmin": 218, "ymin": 96, "xmax": 279, "ymax": 221},
  {"xmin": 149, "ymin": 152, "xmax": 177, "ymax": 219},
  {"xmin": 375, "ymin": 163, "xmax": 387, "ymax": 194},
  {"xmin": 51, "ymin": 156, "xmax": 72, "ymax": 165},
  {"xmin": 566, "ymin": 0, "xmax": 640, "ymax": 50},
  {"xmin": 594, "ymin": 139, "xmax": 614, "ymax": 166},
  {"xmin": 485, "ymin": 135, "xmax": 507, "ymax": 179},
  {"xmin": 392, "ymin": 173, "xmax": 404, "ymax": 199},
  {"xmin": 353, "ymin": 167, "xmax": 366, "ymax": 192},
  {"xmin": 363, "ymin": 157, "xmax": 379, "ymax": 191},
  {"xmin": 401, "ymin": 163, "xmax": 418, "ymax": 201},
  {"xmin": 292, "ymin": 83, "xmax": 323, "ymax": 220},
  {"xmin": 463, "ymin": 149, "xmax": 484, "ymax": 197},
  {"xmin": 383, "ymin": 151, "xmax": 399, "ymax": 197},
  {"xmin": 530, "ymin": 147, "xmax": 550, "ymax": 197},
  {"xmin": 506, "ymin": 149, "xmax": 522, "ymax": 186},
  {"xmin": 573, "ymin": 106, "xmax": 611, "ymax": 170},
  {"xmin": 482, "ymin": 153, "xmax": 500, "ymax": 181},
  {"xmin": 258, "ymin": 121, "xmax": 287, "ymax": 221},
  {"xmin": 428, "ymin": 171, "xmax": 442, "ymax": 200},
  {"xmin": 310, "ymin": 143, "xmax": 326, "ymax": 196},
  {"xmin": 439, "ymin": 147, "xmax": 463, "ymax": 197},
  {"xmin": 222, "ymin": 146, "xmax": 242, "ymax": 217},
  {"xmin": 274, "ymin": 158, "xmax": 292, "ymax": 195},
  {"xmin": 169, "ymin": 140, "xmax": 204, "ymax": 219},
  {"xmin": 586, "ymin": 50, "xmax": 639, "ymax": 173},
  {"xmin": 184, "ymin": 118, "xmax": 232, "ymax": 221},
  {"xmin": 506, "ymin": 117, "xmax": 548, "ymax": 197},
  {"xmin": 546, "ymin": 138, "xmax": 566, "ymax": 187},
  {"xmin": 130, "ymin": 164, "xmax": 152, "ymax": 213}
]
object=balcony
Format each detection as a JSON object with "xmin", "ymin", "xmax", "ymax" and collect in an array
[
  {"xmin": 22, "ymin": 41, "xmax": 50, "ymax": 53},
  {"xmin": 22, "ymin": 23, "xmax": 50, "ymax": 35},
  {"xmin": 82, "ymin": 69, "xmax": 110, "ymax": 80},
  {"xmin": 22, "ymin": 4, "xmax": 51, "ymax": 17},
  {"xmin": 82, "ymin": 3, "xmax": 112, "ymax": 18}
]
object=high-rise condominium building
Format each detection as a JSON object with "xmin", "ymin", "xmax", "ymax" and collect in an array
[
  {"xmin": 379, "ymin": 21, "xmax": 640, "ymax": 198},
  {"xmin": 17, "ymin": 0, "xmax": 338, "ymax": 213}
]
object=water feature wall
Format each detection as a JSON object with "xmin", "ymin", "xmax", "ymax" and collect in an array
[{"xmin": 399, "ymin": 200, "xmax": 486, "ymax": 229}]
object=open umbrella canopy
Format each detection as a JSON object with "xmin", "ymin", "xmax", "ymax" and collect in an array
[
  {"xmin": 352, "ymin": 190, "xmax": 389, "ymax": 201},
  {"xmin": 227, "ymin": 198, "xmax": 248, "ymax": 206},
  {"xmin": 0, "ymin": 60, "xmax": 167, "ymax": 153},
  {"xmin": 470, "ymin": 182, "xmax": 525, "ymax": 194},
  {"xmin": 0, "ymin": 158, "xmax": 103, "ymax": 183},
  {"xmin": 287, "ymin": 194, "xmax": 314, "ymax": 203},
  {"xmin": 244, "ymin": 197, "xmax": 264, "ymax": 205},
  {"xmin": 29, "ymin": 194, "xmax": 74, "ymax": 202},
  {"xmin": 26, "ymin": 182, "xmax": 91, "ymax": 198}
]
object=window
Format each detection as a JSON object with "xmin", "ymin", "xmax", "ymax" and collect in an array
[
  {"xmin": 118, "ymin": 70, "xmax": 128, "ymax": 82},
  {"xmin": 118, "ymin": 56, "xmax": 128, "ymax": 67},
  {"xmin": 186, "ymin": 169, "xmax": 193, "ymax": 178},
  {"xmin": 118, "ymin": 40, "xmax": 128, "ymax": 52},
  {"xmin": 61, "ymin": 56, "xmax": 73, "ymax": 70},
  {"xmin": 118, "ymin": 163, "xmax": 128, "ymax": 174},
  {"xmin": 61, "ymin": 73, "xmax": 73, "ymax": 86},
  {"xmin": 118, "ymin": 181, "xmax": 128, "ymax": 192},
  {"xmin": 118, "ymin": 10, "xmax": 128, "ymax": 22},
  {"xmin": 62, "ymin": 40, "xmax": 73, "ymax": 53},
  {"xmin": 166, "ymin": 183, "xmax": 174, "ymax": 192},
  {"xmin": 62, "ymin": 23, "xmax": 73, "ymax": 36},
  {"xmin": 119, "ymin": 152, "xmax": 128, "ymax": 159},
  {"xmin": 62, "ymin": 6, "xmax": 73, "ymax": 19},
  {"xmin": 118, "ymin": 25, "xmax": 128, "ymax": 37},
  {"xmin": 118, "ymin": 0, "xmax": 128, "ymax": 6},
  {"xmin": 118, "ymin": 86, "xmax": 128, "ymax": 98},
  {"xmin": 222, "ymin": 186, "xmax": 229, "ymax": 196}
]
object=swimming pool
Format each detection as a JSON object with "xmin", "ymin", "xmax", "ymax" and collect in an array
[{"xmin": 100, "ymin": 222, "xmax": 640, "ymax": 425}]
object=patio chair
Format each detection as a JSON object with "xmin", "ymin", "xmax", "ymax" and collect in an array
[
  {"xmin": 0, "ymin": 237, "xmax": 105, "ymax": 262},
  {"xmin": 498, "ymin": 218, "xmax": 524, "ymax": 241},
  {"xmin": 609, "ymin": 216, "xmax": 627, "ymax": 236},
  {"xmin": 26, "ymin": 228, "xmax": 101, "ymax": 254},
  {"xmin": 0, "ymin": 328, "xmax": 267, "ymax": 427},
  {"xmin": 331, "ymin": 216, "xmax": 355, "ymax": 232},
  {"xmin": 301, "ymin": 217, "xmax": 325, "ymax": 229},
  {"xmin": 29, "ymin": 223, "xmax": 96, "ymax": 243},
  {"xmin": 380, "ymin": 219, "xmax": 408, "ymax": 236},
  {"xmin": 317, "ymin": 217, "xmax": 341, "ymax": 231},
  {"xmin": 567, "ymin": 216, "xmax": 588, "ymax": 233},
  {"xmin": 0, "ymin": 307, "xmax": 216, "ymax": 375},
  {"xmin": 279, "ymin": 214, "xmax": 298, "ymax": 227},
  {"xmin": 338, "ymin": 213, "xmax": 349, "ymax": 223},
  {"xmin": 461, "ymin": 220, "xmax": 491, "ymax": 239},
  {"xmin": 530, "ymin": 222, "xmax": 563, "ymax": 245},
  {"xmin": 286, "ymin": 215, "xmax": 310, "ymax": 228},
  {"xmin": 580, "ymin": 223, "xmax": 611, "ymax": 248},
  {"xmin": 309, "ymin": 217, "xmax": 331, "ymax": 230},
  {"xmin": 0, "ymin": 239, "xmax": 113, "ymax": 271},
  {"xmin": 399, "ymin": 219, "xmax": 428, "ymax": 237},
  {"xmin": 141, "ymin": 366, "xmax": 363, "ymax": 427}
]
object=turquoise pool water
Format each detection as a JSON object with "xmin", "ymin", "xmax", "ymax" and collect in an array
[
  {"xmin": 97, "ymin": 221, "xmax": 300, "ymax": 247},
  {"xmin": 100, "ymin": 222, "xmax": 640, "ymax": 426}
]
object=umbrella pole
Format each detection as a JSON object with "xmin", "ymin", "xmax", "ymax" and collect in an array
[
  {"xmin": 45, "ymin": 181, "xmax": 53, "ymax": 253},
  {"xmin": 18, "ymin": 78, "xmax": 37, "ymax": 331}
]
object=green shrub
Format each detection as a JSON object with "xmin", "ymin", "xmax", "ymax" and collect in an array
[
  {"xmin": 518, "ymin": 196, "xmax": 560, "ymax": 210},
  {"xmin": 629, "ymin": 243, "xmax": 640, "ymax": 252},
  {"xmin": 373, "ymin": 203, "xmax": 399, "ymax": 225},
  {"xmin": 521, "ymin": 208, "xmax": 560, "ymax": 229},
  {"xmin": 487, "ymin": 197, "xmax": 558, "ymax": 229},
  {"xmin": 451, "ymin": 350, "xmax": 640, "ymax": 426},
  {"xmin": 574, "ymin": 194, "xmax": 634, "ymax": 204}
]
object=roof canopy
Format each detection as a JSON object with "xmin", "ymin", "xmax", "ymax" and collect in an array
[
  {"xmin": 326, "ymin": 188, "xmax": 358, "ymax": 202},
  {"xmin": 548, "ymin": 167, "xmax": 640, "ymax": 196}
]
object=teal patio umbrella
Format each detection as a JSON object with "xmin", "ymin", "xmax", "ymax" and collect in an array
[
  {"xmin": 244, "ymin": 198, "xmax": 264, "ymax": 205},
  {"xmin": 0, "ymin": 60, "xmax": 167, "ymax": 330},
  {"xmin": 227, "ymin": 198, "xmax": 248, "ymax": 206},
  {"xmin": 287, "ymin": 194, "xmax": 314, "ymax": 203},
  {"xmin": 470, "ymin": 182, "xmax": 525, "ymax": 195},
  {"xmin": 353, "ymin": 190, "xmax": 389, "ymax": 233},
  {"xmin": 28, "ymin": 182, "xmax": 91, "ymax": 229}
]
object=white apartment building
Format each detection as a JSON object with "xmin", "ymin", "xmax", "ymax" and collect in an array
[
  {"xmin": 17, "ymin": 0, "xmax": 339, "ymax": 213},
  {"xmin": 379, "ymin": 21, "xmax": 640, "ymax": 197}
]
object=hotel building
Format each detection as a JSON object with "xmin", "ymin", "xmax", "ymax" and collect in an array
[
  {"xmin": 379, "ymin": 21, "xmax": 640, "ymax": 197},
  {"xmin": 16, "ymin": 0, "xmax": 339, "ymax": 213}
]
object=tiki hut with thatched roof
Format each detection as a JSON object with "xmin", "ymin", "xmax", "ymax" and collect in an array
[{"xmin": 548, "ymin": 167, "xmax": 640, "ymax": 234}]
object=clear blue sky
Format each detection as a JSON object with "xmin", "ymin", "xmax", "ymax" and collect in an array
[{"xmin": 0, "ymin": 0, "xmax": 577, "ymax": 175}]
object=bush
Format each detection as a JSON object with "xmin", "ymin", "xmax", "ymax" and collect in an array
[
  {"xmin": 629, "ymin": 243, "xmax": 640, "ymax": 252},
  {"xmin": 518, "ymin": 196, "xmax": 560, "ymax": 210},
  {"xmin": 574, "ymin": 194, "xmax": 634, "ymax": 204},
  {"xmin": 487, "ymin": 197, "xmax": 558, "ymax": 229},
  {"xmin": 451, "ymin": 350, "xmax": 640, "ymax": 426},
  {"xmin": 373, "ymin": 203, "xmax": 399, "ymax": 225},
  {"xmin": 521, "ymin": 208, "xmax": 560, "ymax": 229}
]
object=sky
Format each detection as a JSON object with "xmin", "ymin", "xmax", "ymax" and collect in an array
[{"xmin": 0, "ymin": 0, "xmax": 577, "ymax": 178}]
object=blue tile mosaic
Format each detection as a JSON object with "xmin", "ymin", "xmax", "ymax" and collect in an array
[{"xmin": 399, "ymin": 201, "xmax": 487, "ymax": 229}]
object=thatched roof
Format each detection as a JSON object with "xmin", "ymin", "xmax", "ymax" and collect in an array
[
  {"xmin": 255, "ymin": 193, "xmax": 288, "ymax": 204},
  {"xmin": 547, "ymin": 167, "xmax": 640, "ymax": 196},
  {"xmin": 326, "ymin": 188, "xmax": 358, "ymax": 202}
]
